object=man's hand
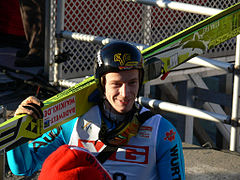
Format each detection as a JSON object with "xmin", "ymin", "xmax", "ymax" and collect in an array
[{"xmin": 14, "ymin": 96, "xmax": 44, "ymax": 120}]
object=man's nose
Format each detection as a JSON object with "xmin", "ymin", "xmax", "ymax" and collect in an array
[{"xmin": 120, "ymin": 83, "xmax": 129, "ymax": 97}]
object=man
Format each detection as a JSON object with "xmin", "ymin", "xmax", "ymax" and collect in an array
[{"xmin": 7, "ymin": 42, "xmax": 185, "ymax": 179}]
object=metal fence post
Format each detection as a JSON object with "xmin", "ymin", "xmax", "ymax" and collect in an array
[
  {"xmin": 143, "ymin": 5, "xmax": 151, "ymax": 45},
  {"xmin": 230, "ymin": 35, "xmax": 240, "ymax": 152},
  {"xmin": 54, "ymin": 0, "xmax": 65, "ymax": 85},
  {"xmin": 47, "ymin": 0, "xmax": 58, "ymax": 83},
  {"xmin": 185, "ymin": 79, "xmax": 195, "ymax": 144}
]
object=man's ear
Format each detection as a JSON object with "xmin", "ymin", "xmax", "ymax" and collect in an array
[{"xmin": 101, "ymin": 75, "xmax": 106, "ymax": 92}]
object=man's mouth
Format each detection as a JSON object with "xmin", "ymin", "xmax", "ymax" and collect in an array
[{"xmin": 119, "ymin": 99, "xmax": 130, "ymax": 105}]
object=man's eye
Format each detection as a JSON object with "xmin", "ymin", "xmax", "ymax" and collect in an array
[
  {"xmin": 129, "ymin": 81, "xmax": 137, "ymax": 85},
  {"xmin": 111, "ymin": 83, "xmax": 121, "ymax": 87}
]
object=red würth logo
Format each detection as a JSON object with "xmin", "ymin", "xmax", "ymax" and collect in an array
[{"xmin": 164, "ymin": 129, "xmax": 176, "ymax": 142}]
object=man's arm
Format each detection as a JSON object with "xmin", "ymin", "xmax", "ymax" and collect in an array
[
  {"xmin": 6, "ymin": 96, "xmax": 66, "ymax": 176},
  {"xmin": 7, "ymin": 127, "xmax": 65, "ymax": 176},
  {"xmin": 156, "ymin": 117, "xmax": 185, "ymax": 180}
]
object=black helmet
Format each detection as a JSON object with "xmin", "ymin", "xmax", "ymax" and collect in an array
[{"xmin": 94, "ymin": 41, "xmax": 144, "ymax": 91}]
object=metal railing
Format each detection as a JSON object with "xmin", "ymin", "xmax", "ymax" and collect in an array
[
  {"xmin": 138, "ymin": 96, "xmax": 230, "ymax": 124},
  {"xmin": 125, "ymin": 0, "xmax": 222, "ymax": 16}
]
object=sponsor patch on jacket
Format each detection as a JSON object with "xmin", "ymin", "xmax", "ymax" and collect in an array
[
  {"xmin": 164, "ymin": 129, "xmax": 176, "ymax": 142},
  {"xmin": 170, "ymin": 144, "xmax": 182, "ymax": 179},
  {"xmin": 138, "ymin": 126, "xmax": 152, "ymax": 138}
]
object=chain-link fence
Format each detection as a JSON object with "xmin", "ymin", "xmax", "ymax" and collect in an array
[{"xmin": 50, "ymin": 0, "xmax": 238, "ymax": 81}]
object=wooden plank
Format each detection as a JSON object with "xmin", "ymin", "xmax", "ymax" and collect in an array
[
  {"xmin": 193, "ymin": 87, "xmax": 232, "ymax": 107},
  {"xmin": 190, "ymin": 74, "xmax": 230, "ymax": 144}
]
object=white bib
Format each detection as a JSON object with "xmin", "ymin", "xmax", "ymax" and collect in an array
[{"xmin": 69, "ymin": 105, "xmax": 161, "ymax": 180}]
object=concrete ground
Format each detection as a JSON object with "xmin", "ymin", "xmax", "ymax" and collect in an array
[{"xmin": 183, "ymin": 143, "xmax": 240, "ymax": 180}]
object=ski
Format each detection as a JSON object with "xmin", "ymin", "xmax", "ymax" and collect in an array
[
  {"xmin": 1, "ymin": 2, "xmax": 240, "ymax": 151},
  {"xmin": 143, "ymin": 2, "xmax": 240, "ymax": 79},
  {"xmin": 0, "ymin": 76, "xmax": 97, "ymax": 151}
]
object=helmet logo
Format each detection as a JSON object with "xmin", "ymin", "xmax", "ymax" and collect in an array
[
  {"xmin": 114, "ymin": 53, "xmax": 130, "ymax": 66},
  {"xmin": 114, "ymin": 53, "xmax": 139, "ymax": 69}
]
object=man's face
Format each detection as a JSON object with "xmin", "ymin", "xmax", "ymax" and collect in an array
[{"xmin": 104, "ymin": 69, "xmax": 140, "ymax": 114}]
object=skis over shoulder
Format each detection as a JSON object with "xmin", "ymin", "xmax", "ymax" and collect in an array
[{"xmin": 0, "ymin": 76, "xmax": 97, "ymax": 151}]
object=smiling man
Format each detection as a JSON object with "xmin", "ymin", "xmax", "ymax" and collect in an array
[
  {"xmin": 7, "ymin": 42, "xmax": 185, "ymax": 180},
  {"xmin": 104, "ymin": 70, "xmax": 139, "ymax": 113}
]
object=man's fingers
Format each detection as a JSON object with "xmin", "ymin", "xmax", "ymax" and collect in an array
[
  {"xmin": 14, "ymin": 105, "xmax": 38, "ymax": 120},
  {"xmin": 23, "ymin": 96, "xmax": 42, "ymax": 107},
  {"xmin": 25, "ymin": 103, "xmax": 43, "ymax": 119},
  {"xmin": 14, "ymin": 96, "xmax": 44, "ymax": 120}
]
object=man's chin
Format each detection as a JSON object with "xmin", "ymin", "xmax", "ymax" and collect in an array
[{"xmin": 116, "ymin": 106, "xmax": 132, "ymax": 114}]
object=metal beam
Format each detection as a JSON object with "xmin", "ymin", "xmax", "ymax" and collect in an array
[
  {"xmin": 61, "ymin": 31, "xmax": 148, "ymax": 51},
  {"xmin": 188, "ymin": 56, "xmax": 234, "ymax": 73},
  {"xmin": 138, "ymin": 96, "xmax": 230, "ymax": 124},
  {"xmin": 126, "ymin": 0, "xmax": 222, "ymax": 16}
]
